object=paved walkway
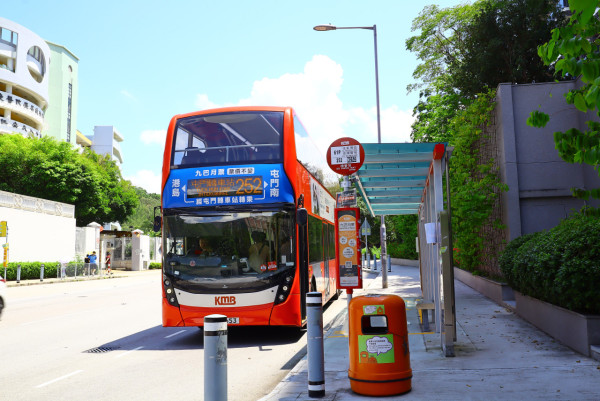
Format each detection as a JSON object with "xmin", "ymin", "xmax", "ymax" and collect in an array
[{"xmin": 262, "ymin": 264, "xmax": 600, "ymax": 401}]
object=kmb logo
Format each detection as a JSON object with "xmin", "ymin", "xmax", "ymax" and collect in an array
[{"xmin": 215, "ymin": 296, "xmax": 236, "ymax": 306}]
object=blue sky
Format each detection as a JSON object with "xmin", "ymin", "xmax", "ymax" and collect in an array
[{"xmin": 5, "ymin": 0, "xmax": 463, "ymax": 194}]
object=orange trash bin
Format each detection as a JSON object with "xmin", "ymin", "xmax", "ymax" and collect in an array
[{"xmin": 348, "ymin": 294, "xmax": 412, "ymax": 396}]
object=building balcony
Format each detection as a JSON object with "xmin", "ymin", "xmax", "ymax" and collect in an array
[
  {"xmin": 0, "ymin": 89, "xmax": 44, "ymax": 127},
  {"xmin": 0, "ymin": 116, "xmax": 41, "ymax": 138},
  {"xmin": 26, "ymin": 54, "xmax": 44, "ymax": 83}
]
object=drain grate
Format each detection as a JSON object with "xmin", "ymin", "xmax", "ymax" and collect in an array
[{"xmin": 84, "ymin": 346, "xmax": 120, "ymax": 353}]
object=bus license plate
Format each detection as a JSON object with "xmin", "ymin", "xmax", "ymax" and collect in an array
[{"xmin": 227, "ymin": 317, "xmax": 239, "ymax": 324}]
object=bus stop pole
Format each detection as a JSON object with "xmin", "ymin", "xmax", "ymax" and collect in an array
[
  {"xmin": 381, "ymin": 216, "xmax": 388, "ymax": 288},
  {"xmin": 204, "ymin": 314, "xmax": 228, "ymax": 401}
]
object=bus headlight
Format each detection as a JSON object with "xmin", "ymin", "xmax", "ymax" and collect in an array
[
  {"xmin": 163, "ymin": 275, "xmax": 179, "ymax": 307},
  {"xmin": 274, "ymin": 274, "xmax": 294, "ymax": 305}
]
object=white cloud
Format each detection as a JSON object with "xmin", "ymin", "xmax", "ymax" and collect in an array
[
  {"xmin": 140, "ymin": 129, "xmax": 167, "ymax": 145},
  {"xmin": 192, "ymin": 55, "xmax": 414, "ymax": 154},
  {"xmin": 195, "ymin": 94, "xmax": 222, "ymax": 110},
  {"xmin": 346, "ymin": 105, "xmax": 414, "ymax": 145},
  {"xmin": 126, "ymin": 169, "xmax": 161, "ymax": 195},
  {"xmin": 128, "ymin": 55, "xmax": 415, "ymax": 195}
]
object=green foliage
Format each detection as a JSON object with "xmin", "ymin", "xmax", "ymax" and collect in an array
[
  {"xmin": 121, "ymin": 187, "xmax": 161, "ymax": 235},
  {"xmin": 499, "ymin": 213, "xmax": 600, "ymax": 314},
  {"xmin": 409, "ymin": 0, "xmax": 566, "ymax": 144},
  {"xmin": 530, "ymin": 0, "xmax": 600, "ymax": 202},
  {"xmin": 450, "ymin": 90, "xmax": 509, "ymax": 271},
  {"xmin": 370, "ymin": 246, "xmax": 381, "ymax": 259},
  {"xmin": 0, "ymin": 135, "xmax": 138, "ymax": 226},
  {"xmin": 3, "ymin": 262, "xmax": 60, "ymax": 280},
  {"xmin": 411, "ymin": 88, "xmax": 465, "ymax": 143},
  {"xmin": 406, "ymin": 3, "xmax": 479, "ymax": 94},
  {"xmin": 388, "ymin": 214, "xmax": 418, "ymax": 260},
  {"xmin": 149, "ymin": 262, "xmax": 162, "ymax": 270},
  {"xmin": 453, "ymin": 0, "xmax": 565, "ymax": 98},
  {"xmin": 407, "ymin": 0, "xmax": 565, "ymax": 97}
]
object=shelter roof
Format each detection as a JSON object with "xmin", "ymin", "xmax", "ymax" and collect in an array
[{"xmin": 354, "ymin": 142, "xmax": 447, "ymax": 216}]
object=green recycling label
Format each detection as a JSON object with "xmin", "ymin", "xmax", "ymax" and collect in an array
[
  {"xmin": 358, "ymin": 334, "xmax": 395, "ymax": 364},
  {"xmin": 363, "ymin": 304, "xmax": 385, "ymax": 315}
]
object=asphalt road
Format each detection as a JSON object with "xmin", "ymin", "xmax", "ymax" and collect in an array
[{"xmin": 0, "ymin": 270, "xmax": 350, "ymax": 401}]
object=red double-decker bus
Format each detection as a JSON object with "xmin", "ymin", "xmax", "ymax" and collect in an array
[{"xmin": 159, "ymin": 106, "xmax": 339, "ymax": 327}]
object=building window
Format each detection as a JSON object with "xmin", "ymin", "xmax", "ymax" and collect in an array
[
  {"xmin": 67, "ymin": 83, "xmax": 72, "ymax": 142},
  {"xmin": 0, "ymin": 27, "xmax": 17, "ymax": 46}
]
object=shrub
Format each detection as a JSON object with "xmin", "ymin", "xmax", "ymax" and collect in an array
[
  {"xmin": 370, "ymin": 246, "xmax": 381, "ymax": 259},
  {"xmin": 3, "ymin": 262, "xmax": 61, "ymax": 280},
  {"xmin": 499, "ymin": 213, "xmax": 600, "ymax": 314},
  {"xmin": 149, "ymin": 262, "xmax": 161, "ymax": 270}
]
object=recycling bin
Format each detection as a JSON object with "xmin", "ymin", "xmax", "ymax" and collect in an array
[{"xmin": 348, "ymin": 294, "xmax": 412, "ymax": 396}]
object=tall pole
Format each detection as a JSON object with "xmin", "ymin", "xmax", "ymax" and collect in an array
[
  {"xmin": 373, "ymin": 25, "xmax": 381, "ymax": 145},
  {"xmin": 372, "ymin": 25, "xmax": 388, "ymax": 288},
  {"xmin": 313, "ymin": 23, "xmax": 387, "ymax": 287}
]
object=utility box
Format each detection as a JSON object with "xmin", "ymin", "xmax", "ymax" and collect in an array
[{"xmin": 348, "ymin": 294, "xmax": 412, "ymax": 396}]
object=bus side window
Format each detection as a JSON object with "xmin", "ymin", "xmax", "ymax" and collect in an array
[
  {"xmin": 308, "ymin": 215, "xmax": 323, "ymax": 264},
  {"xmin": 181, "ymin": 147, "xmax": 200, "ymax": 165}
]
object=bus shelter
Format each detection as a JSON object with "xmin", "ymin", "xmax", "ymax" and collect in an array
[{"xmin": 353, "ymin": 142, "xmax": 456, "ymax": 357}]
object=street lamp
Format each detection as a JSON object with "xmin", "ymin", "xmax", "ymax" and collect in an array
[
  {"xmin": 314, "ymin": 23, "xmax": 388, "ymax": 288},
  {"xmin": 312, "ymin": 24, "xmax": 381, "ymax": 144}
]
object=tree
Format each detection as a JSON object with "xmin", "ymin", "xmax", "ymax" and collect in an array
[
  {"xmin": 528, "ymin": 0, "xmax": 600, "ymax": 203},
  {"xmin": 121, "ymin": 187, "xmax": 161, "ymax": 235},
  {"xmin": 0, "ymin": 134, "xmax": 138, "ymax": 226},
  {"xmin": 408, "ymin": 0, "xmax": 567, "ymax": 143},
  {"xmin": 452, "ymin": 0, "xmax": 566, "ymax": 98},
  {"xmin": 411, "ymin": 86, "xmax": 463, "ymax": 143},
  {"xmin": 388, "ymin": 214, "xmax": 419, "ymax": 260},
  {"xmin": 407, "ymin": 0, "xmax": 566, "ymax": 97},
  {"xmin": 406, "ymin": 3, "xmax": 478, "ymax": 95}
]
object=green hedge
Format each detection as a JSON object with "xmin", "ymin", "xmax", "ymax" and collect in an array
[
  {"xmin": 2, "ymin": 261, "xmax": 73, "ymax": 280},
  {"xmin": 149, "ymin": 262, "xmax": 161, "ymax": 270},
  {"xmin": 499, "ymin": 213, "xmax": 600, "ymax": 314}
]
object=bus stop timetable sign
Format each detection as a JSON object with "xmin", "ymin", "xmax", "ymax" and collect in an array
[{"xmin": 327, "ymin": 137, "xmax": 365, "ymax": 176}]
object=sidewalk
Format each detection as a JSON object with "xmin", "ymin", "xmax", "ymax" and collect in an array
[{"xmin": 262, "ymin": 264, "xmax": 600, "ymax": 401}]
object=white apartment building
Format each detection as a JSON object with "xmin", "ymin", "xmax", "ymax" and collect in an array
[
  {"xmin": 90, "ymin": 125, "xmax": 124, "ymax": 166},
  {"xmin": 0, "ymin": 17, "xmax": 49, "ymax": 138}
]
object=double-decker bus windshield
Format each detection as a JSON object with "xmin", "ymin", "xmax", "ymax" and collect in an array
[
  {"xmin": 163, "ymin": 208, "xmax": 294, "ymax": 285},
  {"xmin": 172, "ymin": 111, "xmax": 284, "ymax": 167}
]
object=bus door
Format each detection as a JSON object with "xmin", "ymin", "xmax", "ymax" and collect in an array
[{"xmin": 296, "ymin": 207, "xmax": 309, "ymax": 320}]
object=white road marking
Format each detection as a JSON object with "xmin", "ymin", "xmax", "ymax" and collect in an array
[
  {"xmin": 164, "ymin": 330, "xmax": 186, "ymax": 338},
  {"xmin": 36, "ymin": 370, "xmax": 83, "ymax": 388},
  {"xmin": 115, "ymin": 346, "xmax": 144, "ymax": 358}
]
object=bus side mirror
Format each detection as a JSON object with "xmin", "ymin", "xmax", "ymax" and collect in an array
[
  {"xmin": 296, "ymin": 208, "xmax": 307, "ymax": 227},
  {"xmin": 153, "ymin": 206, "xmax": 162, "ymax": 232},
  {"xmin": 153, "ymin": 216, "xmax": 162, "ymax": 232}
]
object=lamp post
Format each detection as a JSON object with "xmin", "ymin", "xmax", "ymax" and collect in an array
[{"xmin": 314, "ymin": 23, "xmax": 388, "ymax": 288}]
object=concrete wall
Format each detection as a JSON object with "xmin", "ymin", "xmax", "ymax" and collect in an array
[
  {"xmin": 0, "ymin": 190, "xmax": 75, "ymax": 262},
  {"xmin": 496, "ymin": 82, "xmax": 600, "ymax": 240},
  {"xmin": 75, "ymin": 224, "xmax": 100, "ymax": 260}
]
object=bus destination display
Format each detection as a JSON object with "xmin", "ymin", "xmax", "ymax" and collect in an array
[{"xmin": 187, "ymin": 176, "xmax": 263, "ymax": 198}]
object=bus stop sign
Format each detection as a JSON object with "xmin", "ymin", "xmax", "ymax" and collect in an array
[{"xmin": 327, "ymin": 137, "xmax": 365, "ymax": 176}]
